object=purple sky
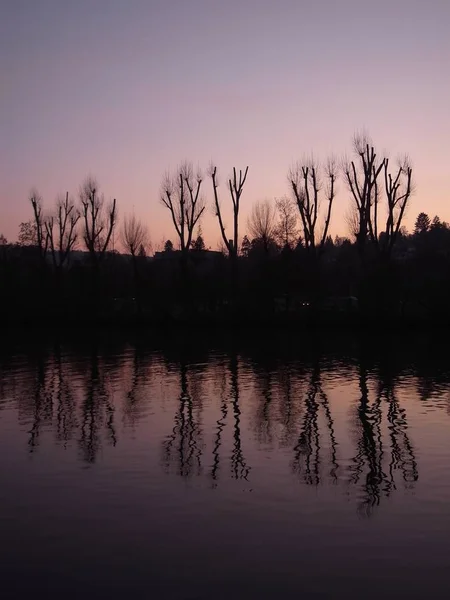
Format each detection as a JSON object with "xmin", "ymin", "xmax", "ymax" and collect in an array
[{"xmin": 2, "ymin": 0, "xmax": 449, "ymax": 248}]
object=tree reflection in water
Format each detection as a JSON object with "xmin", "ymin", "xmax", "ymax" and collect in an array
[
  {"xmin": 211, "ymin": 359, "xmax": 228, "ymax": 484},
  {"xmin": 162, "ymin": 362, "xmax": 204, "ymax": 478},
  {"xmin": 230, "ymin": 354, "xmax": 250, "ymax": 480},
  {"xmin": 79, "ymin": 345, "xmax": 117, "ymax": 463},
  {"xmin": 291, "ymin": 360, "xmax": 339, "ymax": 485},
  {"xmin": 349, "ymin": 355, "xmax": 418, "ymax": 517},
  {"xmin": 55, "ymin": 343, "xmax": 78, "ymax": 447},
  {"xmin": 0, "ymin": 337, "xmax": 430, "ymax": 515},
  {"xmin": 209, "ymin": 353, "xmax": 250, "ymax": 484}
]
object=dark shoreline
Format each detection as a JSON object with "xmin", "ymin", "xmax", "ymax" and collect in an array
[{"xmin": 0, "ymin": 312, "xmax": 445, "ymax": 332}]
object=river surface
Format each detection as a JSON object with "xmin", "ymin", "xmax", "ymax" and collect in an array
[{"xmin": 1, "ymin": 333, "xmax": 450, "ymax": 599}]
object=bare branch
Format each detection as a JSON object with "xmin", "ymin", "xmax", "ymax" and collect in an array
[
  {"xmin": 160, "ymin": 162, "xmax": 205, "ymax": 254},
  {"xmin": 122, "ymin": 214, "xmax": 150, "ymax": 257},
  {"xmin": 247, "ymin": 199, "xmax": 277, "ymax": 253},
  {"xmin": 288, "ymin": 157, "xmax": 336, "ymax": 253},
  {"xmin": 344, "ymin": 134, "xmax": 385, "ymax": 257},
  {"xmin": 79, "ymin": 176, "xmax": 117, "ymax": 264},
  {"xmin": 274, "ymin": 196, "xmax": 299, "ymax": 248},
  {"xmin": 382, "ymin": 156, "xmax": 414, "ymax": 257},
  {"xmin": 210, "ymin": 164, "xmax": 249, "ymax": 258}
]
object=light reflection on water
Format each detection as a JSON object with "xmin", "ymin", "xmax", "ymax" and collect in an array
[{"xmin": 1, "ymin": 334, "xmax": 450, "ymax": 599}]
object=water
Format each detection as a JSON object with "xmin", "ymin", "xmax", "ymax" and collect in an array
[{"xmin": 1, "ymin": 333, "xmax": 450, "ymax": 599}]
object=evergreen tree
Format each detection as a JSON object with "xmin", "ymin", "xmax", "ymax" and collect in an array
[{"xmin": 414, "ymin": 212, "xmax": 431, "ymax": 234}]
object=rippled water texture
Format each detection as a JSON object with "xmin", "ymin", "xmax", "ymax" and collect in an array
[{"xmin": 1, "ymin": 333, "xmax": 450, "ymax": 599}]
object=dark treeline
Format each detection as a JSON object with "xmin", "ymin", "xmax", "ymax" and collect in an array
[{"xmin": 2, "ymin": 133, "xmax": 449, "ymax": 328}]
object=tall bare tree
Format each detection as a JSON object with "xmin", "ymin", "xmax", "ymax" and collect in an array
[
  {"xmin": 210, "ymin": 165, "xmax": 249, "ymax": 258},
  {"xmin": 288, "ymin": 157, "xmax": 337, "ymax": 253},
  {"xmin": 29, "ymin": 189, "xmax": 49, "ymax": 261},
  {"xmin": 344, "ymin": 133, "xmax": 413, "ymax": 259},
  {"xmin": 161, "ymin": 162, "xmax": 205, "ymax": 256},
  {"xmin": 79, "ymin": 176, "xmax": 117, "ymax": 266},
  {"xmin": 247, "ymin": 199, "xmax": 277, "ymax": 254},
  {"xmin": 274, "ymin": 195, "xmax": 299, "ymax": 248},
  {"xmin": 381, "ymin": 156, "xmax": 413, "ymax": 258},
  {"xmin": 45, "ymin": 192, "xmax": 79, "ymax": 270},
  {"xmin": 344, "ymin": 133, "xmax": 385, "ymax": 257}
]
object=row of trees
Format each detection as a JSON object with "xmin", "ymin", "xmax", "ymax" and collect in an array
[
  {"xmin": 2, "ymin": 132, "xmax": 414, "ymax": 264},
  {"xmin": 159, "ymin": 133, "xmax": 413, "ymax": 262},
  {"xmin": 7, "ymin": 131, "xmax": 450, "ymax": 326}
]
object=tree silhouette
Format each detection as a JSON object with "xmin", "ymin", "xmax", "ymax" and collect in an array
[
  {"xmin": 79, "ymin": 176, "xmax": 117, "ymax": 266},
  {"xmin": 414, "ymin": 212, "xmax": 431, "ymax": 234},
  {"xmin": 344, "ymin": 133, "xmax": 385, "ymax": 258},
  {"xmin": 161, "ymin": 162, "xmax": 205, "ymax": 257},
  {"xmin": 122, "ymin": 214, "xmax": 149, "ymax": 257},
  {"xmin": 191, "ymin": 226, "xmax": 206, "ymax": 251},
  {"xmin": 240, "ymin": 235, "xmax": 251, "ymax": 257},
  {"xmin": 381, "ymin": 156, "xmax": 413, "ymax": 258},
  {"xmin": 288, "ymin": 157, "xmax": 337, "ymax": 253},
  {"xmin": 45, "ymin": 192, "xmax": 80, "ymax": 270},
  {"xmin": 29, "ymin": 189, "xmax": 49, "ymax": 263},
  {"xmin": 344, "ymin": 132, "xmax": 413, "ymax": 260},
  {"xmin": 274, "ymin": 195, "xmax": 299, "ymax": 249},
  {"xmin": 18, "ymin": 220, "xmax": 38, "ymax": 246},
  {"xmin": 210, "ymin": 164, "xmax": 249, "ymax": 259},
  {"xmin": 247, "ymin": 199, "xmax": 277, "ymax": 255}
]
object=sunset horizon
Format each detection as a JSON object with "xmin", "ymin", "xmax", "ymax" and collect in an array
[{"xmin": 2, "ymin": 0, "xmax": 449, "ymax": 247}]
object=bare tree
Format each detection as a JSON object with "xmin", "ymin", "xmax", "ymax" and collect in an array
[
  {"xmin": 345, "ymin": 204, "xmax": 360, "ymax": 242},
  {"xmin": 344, "ymin": 133, "xmax": 413, "ymax": 259},
  {"xmin": 29, "ymin": 189, "xmax": 49, "ymax": 261},
  {"xmin": 288, "ymin": 157, "xmax": 337, "ymax": 253},
  {"xmin": 79, "ymin": 176, "xmax": 117, "ymax": 266},
  {"xmin": 18, "ymin": 220, "xmax": 38, "ymax": 246},
  {"xmin": 121, "ymin": 214, "xmax": 149, "ymax": 257},
  {"xmin": 161, "ymin": 162, "xmax": 205, "ymax": 256},
  {"xmin": 274, "ymin": 195, "xmax": 299, "ymax": 248},
  {"xmin": 210, "ymin": 165, "xmax": 249, "ymax": 258},
  {"xmin": 45, "ymin": 192, "xmax": 79, "ymax": 270},
  {"xmin": 344, "ymin": 133, "xmax": 385, "ymax": 257},
  {"xmin": 247, "ymin": 199, "xmax": 277, "ymax": 253},
  {"xmin": 381, "ymin": 156, "xmax": 413, "ymax": 257}
]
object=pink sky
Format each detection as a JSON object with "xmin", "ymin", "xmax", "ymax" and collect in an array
[{"xmin": 2, "ymin": 0, "xmax": 449, "ymax": 248}]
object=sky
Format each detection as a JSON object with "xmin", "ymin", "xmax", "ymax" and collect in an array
[{"xmin": 1, "ymin": 0, "xmax": 450, "ymax": 249}]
